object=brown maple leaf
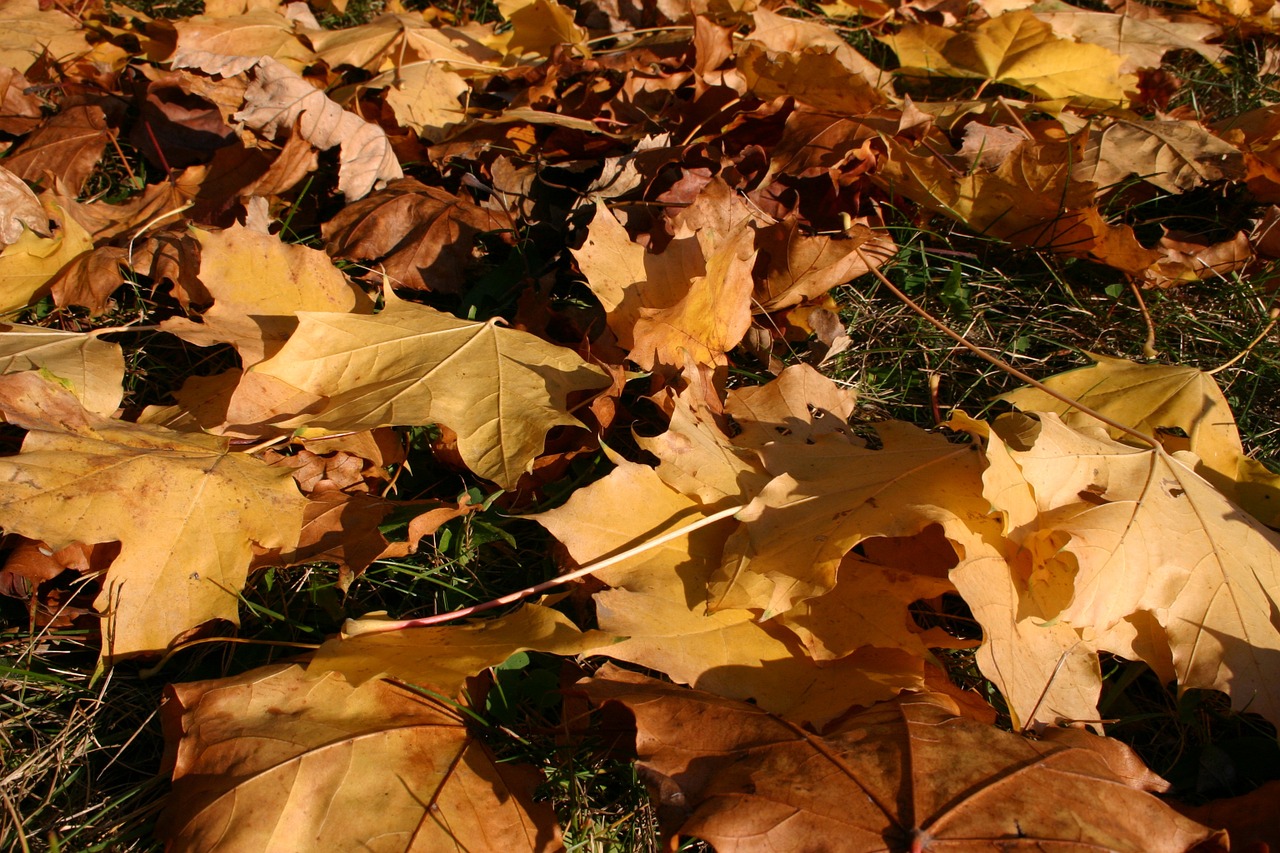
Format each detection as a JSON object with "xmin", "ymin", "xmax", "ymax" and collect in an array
[
  {"xmin": 322, "ymin": 178, "xmax": 514, "ymax": 293},
  {"xmin": 582, "ymin": 666, "xmax": 1226, "ymax": 853},
  {"xmin": 159, "ymin": 664, "xmax": 563, "ymax": 852}
]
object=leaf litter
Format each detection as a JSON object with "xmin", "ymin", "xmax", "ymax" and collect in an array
[{"xmin": 2, "ymin": 0, "xmax": 1280, "ymax": 849}]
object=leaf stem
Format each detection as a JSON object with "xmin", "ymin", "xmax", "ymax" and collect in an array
[
  {"xmin": 1207, "ymin": 303, "xmax": 1280, "ymax": 375},
  {"xmin": 341, "ymin": 503, "xmax": 746, "ymax": 636}
]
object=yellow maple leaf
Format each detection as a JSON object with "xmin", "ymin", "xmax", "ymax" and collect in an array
[
  {"xmin": 0, "ymin": 200, "xmax": 92, "ymax": 315},
  {"xmin": 160, "ymin": 223, "xmax": 373, "ymax": 366},
  {"xmin": 0, "ymin": 374, "xmax": 308, "ymax": 660},
  {"xmin": 883, "ymin": 10, "xmax": 1135, "ymax": 105},
  {"xmin": 986, "ymin": 412, "xmax": 1280, "ymax": 728},
  {"xmin": 240, "ymin": 287, "xmax": 610, "ymax": 489}
]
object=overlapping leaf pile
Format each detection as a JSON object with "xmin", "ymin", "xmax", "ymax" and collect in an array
[{"xmin": 3, "ymin": 0, "xmax": 1280, "ymax": 847}]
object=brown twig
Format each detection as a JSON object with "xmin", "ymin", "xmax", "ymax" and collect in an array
[
  {"xmin": 341, "ymin": 503, "xmax": 746, "ymax": 635},
  {"xmin": 855, "ymin": 248, "xmax": 1164, "ymax": 450}
]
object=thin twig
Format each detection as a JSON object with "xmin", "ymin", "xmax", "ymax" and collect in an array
[
  {"xmin": 855, "ymin": 248, "xmax": 1163, "ymax": 449},
  {"xmin": 1207, "ymin": 304, "xmax": 1280, "ymax": 376},
  {"xmin": 342, "ymin": 503, "xmax": 746, "ymax": 636},
  {"xmin": 139, "ymin": 637, "xmax": 320, "ymax": 679}
]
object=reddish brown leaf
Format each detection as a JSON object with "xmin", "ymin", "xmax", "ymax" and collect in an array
[
  {"xmin": 1178, "ymin": 780, "xmax": 1280, "ymax": 853},
  {"xmin": 322, "ymin": 178, "xmax": 514, "ymax": 293},
  {"xmin": 48, "ymin": 245, "xmax": 128, "ymax": 315},
  {"xmin": 0, "ymin": 67, "xmax": 44, "ymax": 135},
  {"xmin": 5, "ymin": 101, "xmax": 124, "ymax": 194},
  {"xmin": 582, "ymin": 667, "xmax": 1227, "ymax": 853}
]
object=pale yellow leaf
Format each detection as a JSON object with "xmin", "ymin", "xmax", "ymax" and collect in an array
[
  {"xmin": 160, "ymin": 223, "xmax": 372, "ymax": 365},
  {"xmin": 380, "ymin": 63, "xmax": 471, "ymax": 142},
  {"xmin": 171, "ymin": 10, "xmax": 313, "ymax": 73},
  {"xmin": 0, "ymin": 374, "xmax": 308, "ymax": 660},
  {"xmin": 0, "ymin": 200, "xmax": 92, "ymax": 315},
  {"xmin": 0, "ymin": 324, "xmax": 124, "ymax": 415},
  {"xmin": 711, "ymin": 420, "xmax": 990, "ymax": 616},
  {"xmin": 243, "ymin": 289, "xmax": 610, "ymax": 488},
  {"xmin": 532, "ymin": 459, "xmax": 923, "ymax": 727},
  {"xmin": 884, "ymin": 11, "xmax": 1134, "ymax": 105},
  {"xmin": 310, "ymin": 604, "xmax": 617, "ymax": 694},
  {"xmin": 990, "ymin": 412, "xmax": 1280, "ymax": 728}
]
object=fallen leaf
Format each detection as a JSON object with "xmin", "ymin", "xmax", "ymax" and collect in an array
[
  {"xmin": 312, "ymin": 604, "xmax": 616, "ymax": 693},
  {"xmin": 0, "ymin": 324, "xmax": 124, "ymax": 415},
  {"xmin": 779, "ymin": 527, "xmax": 971, "ymax": 661},
  {"xmin": 379, "ymin": 63, "xmax": 471, "ymax": 142},
  {"xmin": 171, "ymin": 9, "xmax": 313, "ymax": 73},
  {"xmin": 238, "ymin": 288, "xmax": 610, "ymax": 488},
  {"xmin": 954, "ymin": 121, "xmax": 1029, "ymax": 170},
  {"xmin": 0, "ymin": 165, "xmax": 48, "ymax": 246},
  {"xmin": 574, "ymin": 186, "xmax": 759, "ymax": 372},
  {"xmin": 997, "ymin": 354, "xmax": 1280, "ymax": 524},
  {"xmin": 0, "ymin": 373, "xmax": 308, "ymax": 660},
  {"xmin": 876, "ymin": 133, "xmax": 1162, "ymax": 272},
  {"xmin": 306, "ymin": 13, "xmax": 501, "ymax": 72},
  {"xmin": 713, "ymin": 420, "xmax": 991, "ymax": 617},
  {"xmin": 630, "ymin": 224, "xmax": 756, "ymax": 371},
  {"xmin": 747, "ymin": 8, "xmax": 889, "ymax": 95},
  {"xmin": 949, "ymin": 512, "xmax": 1106, "ymax": 731},
  {"xmin": 1177, "ymin": 779, "xmax": 1280, "ymax": 853},
  {"xmin": 986, "ymin": 412, "xmax": 1280, "ymax": 729},
  {"xmin": 159, "ymin": 664, "xmax": 562, "ymax": 852},
  {"xmin": 498, "ymin": 0, "xmax": 589, "ymax": 58},
  {"xmin": 0, "ymin": 537, "xmax": 115, "ymax": 628},
  {"xmin": 534, "ymin": 458, "xmax": 924, "ymax": 726},
  {"xmin": 159, "ymin": 223, "xmax": 372, "ymax": 365},
  {"xmin": 0, "ymin": 68, "xmax": 43, "ymax": 136},
  {"xmin": 4, "ymin": 101, "xmax": 121, "ymax": 194},
  {"xmin": 884, "ymin": 10, "xmax": 1135, "ymax": 105},
  {"xmin": 168, "ymin": 55, "xmax": 404, "ymax": 200},
  {"xmin": 1033, "ymin": 1, "xmax": 1226, "ymax": 73},
  {"xmin": 752, "ymin": 216, "xmax": 895, "ymax": 311},
  {"xmin": 322, "ymin": 178, "xmax": 514, "ymax": 293},
  {"xmin": 734, "ymin": 44, "xmax": 884, "ymax": 115},
  {"xmin": 635, "ymin": 385, "xmax": 770, "ymax": 506},
  {"xmin": 1146, "ymin": 230, "xmax": 1253, "ymax": 287},
  {"xmin": 725, "ymin": 362, "xmax": 860, "ymax": 449},
  {"xmin": 0, "ymin": 198, "xmax": 94, "ymax": 315},
  {"xmin": 0, "ymin": 0, "xmax": 92, "ymax": 74},
  {"xmin": 581, "ymin": 667, "xmax": 1225, "ymax": 852},
  {"xmin": 1075, "ymin": 119, "xmax": 1246, "ymax": 194}
]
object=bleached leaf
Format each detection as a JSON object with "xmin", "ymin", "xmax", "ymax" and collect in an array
[
  {"xmin": 989, "ymin": 412, "xmax": 1280, "ymax": 728},
  {"xmin": 0, "ymin": 165, "xmax": 47, "ymax": 246},
  {"xmin": 210, "ymin": 56, "xmax": 404, "ymax": 200}
]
